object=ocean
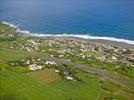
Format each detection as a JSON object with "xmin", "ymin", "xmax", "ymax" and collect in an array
[{"xmin": 0, "ymin": 0, "xmax": 134, "ymax": 43}]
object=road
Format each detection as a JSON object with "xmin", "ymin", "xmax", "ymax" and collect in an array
[{"xmin": 43, "ymin": 56, "xmax": 134, "ymax": 88}]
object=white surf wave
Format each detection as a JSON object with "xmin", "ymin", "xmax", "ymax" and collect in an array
[
  {"xmin": 1, "ymin": 21, "xmax": 134, "ymax": 45},
  {"xmin": 16, "ymin": 28, "xmax": 31, "ymax": 34},
  {"xmin": 1, "ymin": 21, "xmax": 19, "ymax": 28},
  {"xmin": 26, "ymin": 34, "xmax": 134, "ymax": 45}
]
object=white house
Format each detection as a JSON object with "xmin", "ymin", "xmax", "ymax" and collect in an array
[
  {"xmin": 28, "ymin": 64, "xmax": 43, "ymax": 71},
  {"xmin": 66, "ymin": 76, "xmax": 74, "ymax": 80}
]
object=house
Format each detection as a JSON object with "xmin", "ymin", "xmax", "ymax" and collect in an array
[
  {"xmin": 66, "ymin": 76, "xmax": 74, "ymax": 80},
  {"xmin": 45, "ymin": 61, "xmax": 57, "ymax": 65},
  {"xmin": 54, "ymin": 70, "xmax": 60, "ymax": 73},
  {"xmin": 28, "ymin": 64, "xmax": 43, "ymax": 71}
]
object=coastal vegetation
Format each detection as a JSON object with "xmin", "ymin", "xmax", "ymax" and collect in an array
[{"xmin": 0, "ymin": 23, "xmax": 134, "ymax": 100}]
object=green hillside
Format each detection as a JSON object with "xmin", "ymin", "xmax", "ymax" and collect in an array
[{"xmin": 0, "ymin": 23, "xmax": 134, "ymax": 100}]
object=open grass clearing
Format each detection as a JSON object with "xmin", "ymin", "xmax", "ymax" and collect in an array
[{"xmin": 27, "ymin": 69, "xmax": 61, "ymax": 84}]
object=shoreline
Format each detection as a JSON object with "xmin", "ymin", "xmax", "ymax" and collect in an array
[
  {"xmin": 56, "ymin": 36, "xmax": 134, "ymax": 49},
  {"xmin": 89, "ymin": 39, "xmax": 134, "ymax": 49},
  {"xmin": 1, "ymin": 21, "xmax": 134, "ymax": 49}
]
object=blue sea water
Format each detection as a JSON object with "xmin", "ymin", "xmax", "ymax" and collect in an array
[{"xmin": 0, "ymin": 0, "xmax": 134, "ymax": 41}]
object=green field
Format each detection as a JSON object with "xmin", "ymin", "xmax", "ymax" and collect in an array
[
  {"xmin": 1, "ymin": 69, "xmax": 133, "ymax": 100},
  {"xmin": 0, "ymin": 70, "xmax": 100, "ymax": 100}
]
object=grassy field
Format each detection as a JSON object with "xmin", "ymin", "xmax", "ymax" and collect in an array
[
  {"xmin": 99, "ymin": 80, "xmax": 134, "ymax": 100},
  {"xmin": 1, "ymin": 69, "xmax": 133, "ymax": 100},
  {"xmin": 27, "ymin": 69, "xmax": 61, "ymax": 84},
  {"xmin": 0, "ymin": 70, "xmax": 100, "ymax": 100}
]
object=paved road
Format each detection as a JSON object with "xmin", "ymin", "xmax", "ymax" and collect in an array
[{"xmin": 43, "ymin": 56, "xmax": 134, "ymax": 88}]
